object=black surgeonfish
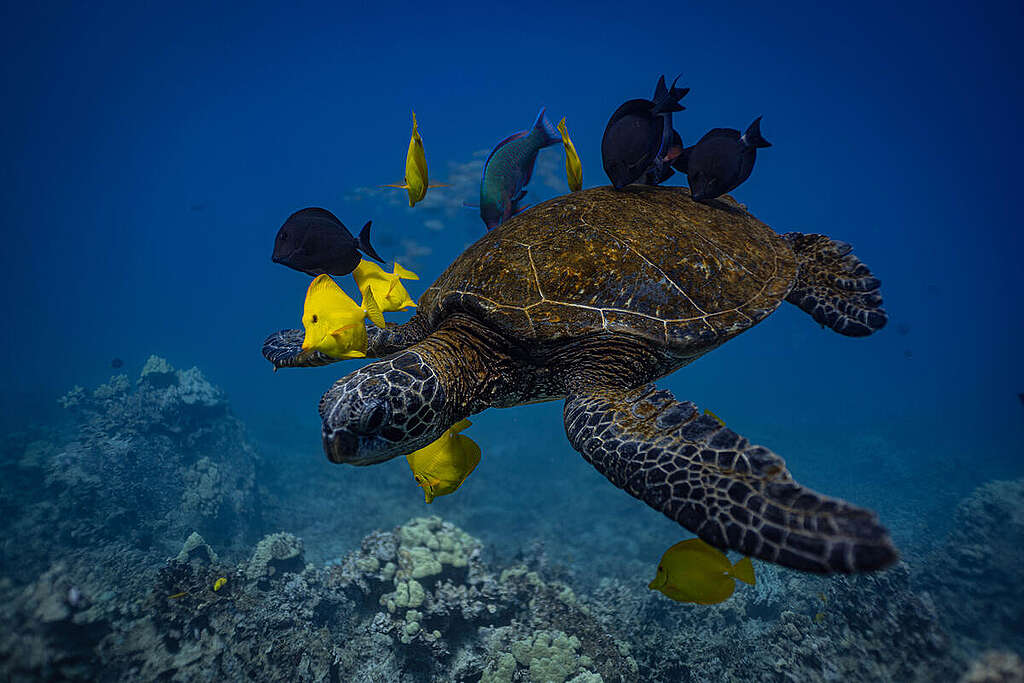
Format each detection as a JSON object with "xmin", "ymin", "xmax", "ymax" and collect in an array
[
  {"xmin": 601, "ymin": 75, "xmax": 689, "ymax": 189},
  {"xmin": 272, "ymin": 208, "xmax": 385, "ymax": 277},
  {"xmin": 681, "ymin": 116, "xmax": 771, "ymax": 202}
]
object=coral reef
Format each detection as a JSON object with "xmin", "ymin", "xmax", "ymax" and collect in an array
[
  {"xmin": 0, "ymin": 518, "xmax": 639, "ymax": 681},
  {"xmin": 0, "ymin": 357, "xmax": 260, "ymax": 583},
  {"xmin": 584, "ymin": 560, "xmax": 960, "ymax": 682}
]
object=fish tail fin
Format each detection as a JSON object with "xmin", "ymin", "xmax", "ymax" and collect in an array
[
  {"xmin": 652, "ymin": 74, "xmax": 689, "ymax": 114},
  {"xmin": 741, "ymin": 116, "xmax": 772, "ymax": 148},
  {"xmin": 730, "ymin": 557, "xmax": 756, "ymax": 585},
  {"xmin": 393, "ymin": 262, "xmax": 419, "ymax": 280},
  {"xmin": 360, "ymin": 285, "xmax": 386, "ymax": 328},
  {"xmin": 357, "ymin": 220, "xmax": 386, "ymax": 263},
  {"xmin": 533, "ymin": 107, "xmax": 561, "ymax": 147}
]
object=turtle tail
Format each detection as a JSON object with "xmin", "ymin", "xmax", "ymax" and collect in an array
[{"xmin": 783, "ymin": 232, "xmax": 887, "ymax": 337}]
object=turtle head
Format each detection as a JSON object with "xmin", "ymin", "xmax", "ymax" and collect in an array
[{"xmin": 319, "ymin": 350, "xmax": 451, "ymax": 466}]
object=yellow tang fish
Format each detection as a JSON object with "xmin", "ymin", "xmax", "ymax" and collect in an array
[
  {"xmin": 213, "ymin": 577, "xmax": 227, "ymax": 591},
  {"xmin": 648, "ymin": 538, "xmax": 755, "ymax": 604},
  {"xmin": 352, "ymin": 260, "xmax": 419, "ymax": 312},
  {"xmin": 383, "ymin": 111, "xmax": 448, "ymax": 207},
  {"xmin": 557, "ymin": 117, "xmax": 583, "ymax": 192},
  {"xmin": 301, "ymin": 274, "xmax": 386, "ymax": 359},
  {"xmin": 405, "ymin": 419, "xmax": 481, "ymax": 503}
]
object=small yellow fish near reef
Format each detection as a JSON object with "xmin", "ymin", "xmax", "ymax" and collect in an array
[
  {"xmin": 383, "ymin": 110, "xmax": 447, "ymax": 207},
  {"xmin": 648, "ymin": 538, "xmax": 755, "ymax": 604},
  {"xmin": 406, "ymin": 419, "xmax": 481, "ymax": 503},
  {"xmin": 213, "ymin": 577, "xmax": 227, "ymax": 591},
  {"xmin": 301, "ymin": 274, "xmax": 385, "ymax": 359},
  {"xmin": 557, "ymin": 117, "xmax": 583, "ymax": 192},
  {"xmin": 352, "ymin": 260, "xmax": 419, "ymax": 312}
]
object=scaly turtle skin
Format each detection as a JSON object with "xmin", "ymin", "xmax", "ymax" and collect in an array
[{"xmin": 263, "ymin": 185, "xmax": 893, "ymax": 574}]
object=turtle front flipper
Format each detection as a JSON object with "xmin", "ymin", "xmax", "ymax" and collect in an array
[
  {"xmin": 263, "ymin": 319, "xmax": 431, "ymax": 370},
  {"xmin": 262, "ymin": 329, "xmax": 339, "ymax": 369},
  {"xmin": 563, "ymin": 385, "xmax": 898, "ymax": 573}
]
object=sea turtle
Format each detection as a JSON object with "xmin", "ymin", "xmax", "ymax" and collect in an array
[{"xmin": 263, "ymin": 186, "xmax": 895, "ymax": 573}]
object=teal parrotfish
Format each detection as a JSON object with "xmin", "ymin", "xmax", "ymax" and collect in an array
[{"xmin": 479, "ymin": 108, "xmax": 561, "ymax": 230}]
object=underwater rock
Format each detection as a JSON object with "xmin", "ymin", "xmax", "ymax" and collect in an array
[
  {"xmin": 1, "ymin": 357, "xmax": 260, "ymax": 583},
  {"xmin": 583, "ymin": 559, "xmax": 958, "ymax": 681},
  {"xmin": 925, "ymin": 478, "xmax": 1024, "ymax": 657},
  {"xmin": 246, "ymin": 532, "xmax": 305, "ymax": 582},
  {"xmin": 0, "ymin": 517, "xmax": 638, "ymax": 681},
  {"xmin": 175, "ymin": 532, "xmax": 219, "ymax": 566},
  {"xmin": 0, "ymin": 562, "xmax": 113, "ymax": 681},
  {"xmin": 0, "ymin": 513, "xmax": 977, "ymax": 682}
]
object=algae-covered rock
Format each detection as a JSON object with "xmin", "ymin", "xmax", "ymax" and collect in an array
[
  {"xmin": 175, "ymin": 532, "xmax": 218, "ymax": 565},
  {"xmin": 246, "ymin": 532, "xmax": 305, "ymax": 581},
  {"xmin": 138, "ymin": 355, "xmax": 176, "ymax": 387}
]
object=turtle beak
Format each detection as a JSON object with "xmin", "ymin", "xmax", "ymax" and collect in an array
[{"xmin": 323, "ymin": 429, "xmax": 358, "ymax": 464}]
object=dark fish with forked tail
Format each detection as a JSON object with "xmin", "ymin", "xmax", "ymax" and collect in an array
[
  {"xmin": 272, "ymin": 208, "xmax": 385, "ymax": 277},
  {"xmin": 602, "ymin": 75, "xmax": 689, "ymax": 189},
  {"xmin": 681, "ymin": 116, "xmax": 771, "ymax": 202}
]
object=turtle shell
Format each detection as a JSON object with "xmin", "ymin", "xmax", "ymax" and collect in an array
[{"xmin": 418, "ymin": 185, "xmax": 797, "ymax": 356}]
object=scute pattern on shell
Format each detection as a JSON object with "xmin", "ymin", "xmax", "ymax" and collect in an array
[{"xmin": 418, "ymin": 186, "xmax": 797, "ymax": 355}]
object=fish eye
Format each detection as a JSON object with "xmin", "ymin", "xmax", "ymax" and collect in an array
[
  {"xmin": 355, "ymin": 400, "xmax": 390, "ymax": 435},
  {"xmin": 311, "ymin": 314, "xmax": 318, "ymax": 323}
]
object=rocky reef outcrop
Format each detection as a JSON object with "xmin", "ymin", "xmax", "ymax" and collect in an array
[
  {"xmin": 0, "ymin": 357, "xmax": 261, "ymax": 583},
  {"xmin": 925, "ymin": 478, "xmax": 1024, "ymax": 658}
]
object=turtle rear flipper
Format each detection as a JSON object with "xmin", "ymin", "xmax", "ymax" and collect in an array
[
  {"xmin": 563, "ymin": 385, "xmax": 898, "ymax": 573},
  {"xmin": 784, "ymin": 232, "xmax": 887, "ymax": 337}
]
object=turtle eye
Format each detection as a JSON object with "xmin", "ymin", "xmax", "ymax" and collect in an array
[{"xmin": 355, "ymin": 400, "xmax": 390, "ymax": 435}]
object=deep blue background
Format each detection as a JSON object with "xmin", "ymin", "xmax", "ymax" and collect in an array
[{"xmin": 2, "ymin": 1, "xmax": 1022, "ymax": 518}]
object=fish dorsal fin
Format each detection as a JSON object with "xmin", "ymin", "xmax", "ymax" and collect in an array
[
  {"xmin": 307, "ymin": 274, "xmax": 353, "ymax": 307},
  {"xmin": 393, "ymin": 262, "xmax": 419, "ymax": 280}
]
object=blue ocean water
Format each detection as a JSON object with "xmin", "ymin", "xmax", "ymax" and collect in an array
[{"xmin": 2, "ymin": 1, "xmax": 1022, "ymax": 680}]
